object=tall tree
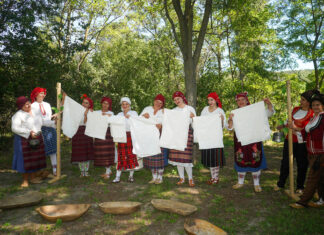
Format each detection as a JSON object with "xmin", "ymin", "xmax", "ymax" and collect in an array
[
  {"xmin": 164, "ymin": 0, "xmax": 212, "ymax": 107},
  {"xmin": 277, "ymin": 0, "xmax": 324, "ymax": 89}
]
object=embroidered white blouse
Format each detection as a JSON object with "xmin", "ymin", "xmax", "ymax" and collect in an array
[
  {"xmin": 201, "ymin": 106, "xmax": 226, "ymax": 128},
  {"xmin": 11, "ymin": 110, "xmax": 42, "ymax": 139},
  {"xmin": 31, "ymin": 101, "xmax": 55, "ymax": 128},
  {"xmin": 140, "ymin": 106, "xmax": 163, "ymax": 124},
  {"xmin": 173, "ymin": 105, "xmax": 196, "ymax": 124}
]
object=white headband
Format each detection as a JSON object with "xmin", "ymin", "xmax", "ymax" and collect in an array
[{"xmin": 120, "ymin": 97, "xmax": 131, "ymax": 105}]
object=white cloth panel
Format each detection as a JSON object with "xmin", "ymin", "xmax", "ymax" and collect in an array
[
  {"xmin": 129, "ymin": 116, "xmax": 161, "ymax": 157},
  {"xmin": 193, "ymin": 115, "xmax": 224, "ymax": 149},
  {"xmin": 232, "ymin": 101, "xmax": 271, "ymax": 146},
  {"xmin": 109, "ymin": 116, "xmax": 127, "ymax": 143},
  {"xmin": 62, "ymin": 96, "xmax": 85, "ymax": 138},
  {"xmin": 159, "ymin": 108, "xmax": 190, "ymax": 151},
  {"xmin": 85, "ymin": 111, "xmax": 109, "ymax": 140}
]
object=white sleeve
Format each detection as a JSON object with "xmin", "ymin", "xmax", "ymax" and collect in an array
[
  {"xmin": 219, "ymin": 109, "xmax": 226, "ymax": 129},
  {"xmin": 140, "ymin": 107, "xmax": 150, "ymax": 116},
  {"xmin": 200, "ymin": 107, "xmax": 208, "ymax": 116},
  {"xmin": 130, "ymin": 111, "xmax": 138, "ymax": 117},
  {"xmin": 266, "ymin": 105, "xmax": 275, "ymax": 118},
  {"xmin": 11, "ymin": 113, "xmax": 30, "ymax": 139}
]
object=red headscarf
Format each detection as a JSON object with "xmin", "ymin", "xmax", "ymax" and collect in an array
[
  {"xmin": 16, "ymin": 96, "xmax": 29, "ymax": 110},
  {"xmin": 101, "ymin": 97, "xmax": 112, "ymax": 111},
  {"xmin": 30, "ymin": 87, "xmax": 47, "ymax": 103},
  {"xmin": 235, "ymin": 92, "xmax": 250, "ymax": 105},
  {"xmin": 154, "ymin": 94, "xmax": 165, "ymax": 107},
  {"xmin": 207, "ymin": 92, "xmax": 222, "ymax": 108},
  {"xmin": 172, "ymin": 91, "xmax": 188, "ymax": 105},
  {"xmin": 81, "ymin": 94, "xmax": 93, "ymax": 109}
]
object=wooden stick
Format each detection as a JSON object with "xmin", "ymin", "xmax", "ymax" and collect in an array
[
  {"xmin": 286, "ymin": 80, "xmax": 295, "ymax": 197},
  {"xmin": 56, "ymin": 82, "xmax": 62, "ymax": 178}
]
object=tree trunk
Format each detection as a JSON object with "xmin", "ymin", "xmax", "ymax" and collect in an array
[
  {"xmin": 313, "ymin": 59, "xmax": 319, "ymax": 89},
  {"xmin": 184, "ymin": 57, "xmax": 197, "ymax": 107}
]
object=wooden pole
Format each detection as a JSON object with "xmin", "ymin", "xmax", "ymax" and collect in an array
[
  {"xmin": 56, "ymin": 82, "xmax": 62, "ymax": 177},
  {"xmin": 49, "ymin": 82, "xmax": 66, "ymax": 183},
  {"xmin": 285, "ymin": 80, "xmax": 299, "ymax": 201}
]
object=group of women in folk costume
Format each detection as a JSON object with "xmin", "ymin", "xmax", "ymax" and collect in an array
[
  {"xmin": 13, "ymin": 87, "xmax": 323, "ymax": 207},
  {"xmin": 11, "ymin": 88, "xmax": 272, "ymax": 190}
]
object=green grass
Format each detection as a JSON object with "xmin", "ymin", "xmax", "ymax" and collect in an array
[{"xmin": 0, "ymin": 135, "xmax": 323, "ymax": 234}]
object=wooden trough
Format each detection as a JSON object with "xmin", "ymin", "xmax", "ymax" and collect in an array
[
  {"xmin": 99, "ymin": 201, "xmax": 142, "ymax": 215},
  {"xmin": 151, "ymin": 199, "xmax": 197, "ymax": 216},
  {"xmin": 0, "ymin": 191, "xmax": 43, "ymax": 209},
  {"xmin": 184, "ymin": 218, "xmax": 227, "ymax": 235},
  {"xmin": 35, "ymin": 204, "xmax": 90, "ymax": 222}
]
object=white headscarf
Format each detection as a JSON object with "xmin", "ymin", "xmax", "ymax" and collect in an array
[{"xmin": 120, "ymin": 97, "xmax": 131, "ymax": 105}]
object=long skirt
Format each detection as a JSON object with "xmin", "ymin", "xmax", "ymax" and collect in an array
[
  {"xmin": 117, "ymin": 132, "xmax": 138, "ymax": 170},
  {"xmin": 201, "ymin": 148, "xmax": 225, "ymax": 168},
  {"xmin": 143, "ymin": 152, "xmax": 164, "ymax": 170},
  {"xmin": 162, "ymin": 148, "xmax": 169, "ymax": 166},
  {"xmin": 93, "ymin": 127, "xmax": 115, "ymax": 167},
  {"xmin": 12, "ymin": 134, "xmax": 46, "ymax": 173},
  {"xmin": 168, "ymin": 128, "xmax": 193, "ymax": 167},
  {"xmin": 41, "ymin": 126, "xmax": 57, "ymax": 156},
  {"xmin": 71, "ymin": 126, "xmax": 94, "ymax": 163}
]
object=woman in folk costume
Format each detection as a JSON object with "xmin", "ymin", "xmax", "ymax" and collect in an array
[
  {"xmin": 93, "ymin": 97, "xmax": 115, "ymax": 179},
  {"xmin": 112, "ymin": 97, "xmax": 139, "ymax": 183},
  {"xmin": 200, "ymin": 92, "xmax": 226, "ymax": 185},
  {"xmin": 227, "ymin": 92, "xmax": 274, "ymax": 192},
  {"xmin": 290, "ymin": 92, "xmax": 324, "ymax": 208},
  {"xmin": 12, "ymin": 96, "xmax": 46, "ymax": 187},
  {"xmin": 275, "ymin": 90, "xmax": 315, "ymax": 194},
  {"xmin": 30, "ymin": 87, "xmax": 57, "ymax": 176},
  {"xmin": 141, "ymin": 94, "xmax": 165, "ymax": 184},
  {"xmin": 169, "ymin": 91, "xmax": 196, "ymax": 187},
  {"xmin": 71, "ymin": 94, "xmax": 94, "ymax": 177}
]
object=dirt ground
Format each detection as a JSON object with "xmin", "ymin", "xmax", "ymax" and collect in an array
[{"xmin": 0, "ymin": 136, "xmax": 323, "ymax": 235}]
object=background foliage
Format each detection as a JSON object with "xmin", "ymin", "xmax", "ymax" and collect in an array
[{"xmin": 0, "ymin": 0, "xmax": 323, "ymax": 138}]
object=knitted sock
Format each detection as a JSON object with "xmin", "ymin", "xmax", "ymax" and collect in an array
[
  {"xmin": 129, "ymin": 170, "xmax": 134, "ymax": 178},
  {"xmin": 105, "ymin": 167, "xmax": 111, "ymax": 175},
  {"xmin": 84, "ymin": 161, "xmax": 90, "ymax": 172},
  {"xmin": 210, "ymin": 167, "xmax": 220, "ymax": 180},
  {"xmin": 252, "ymin": 170, "xmax": 261, "ymax": 186},
  {"xmin": 78, "ymin": 162, "xmax": 84, "ymax": 172},
  {"xmin": 177, "ymin": 166, "xmax": 185, "ymax": 180},
  {"xmin": 50, "ymin": 154, "xmax": 57, "ymax": 174},
  {"xmin": 238, "ymin": 172, "xmax": 246, "ymax": 185},
  {"xmin": 151, "ymin": 170, "xmax": 157, "ymax": 180},
  {"xmin": 157, "ymin": 169, "xmax": 164, "ymax": 180},
  {"xmin": 115, "ymin": 170, "xmax": 122, "ymax": 180},
  {"xmin": 185, "ymin": 166, "xmax": 193, "ymax": 181}
]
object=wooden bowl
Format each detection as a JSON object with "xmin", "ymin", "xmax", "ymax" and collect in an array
[
  {"xmin": 99, "ymin": 201, "xmax": 142, "ymax": 215},
  {"xmin": 35, "ymin": 204, "xmax": 90, "ymax": 222},
  {"xmin": 151, "ymin": 199, "xmax": 197, "ymax": 216},
  {"xmin": 0, "ymin": 191, "xmax": 43, "ymax": 209},
  {"xmin": 184, "ymin": 218, "xmax": 227, "ymax": 235}
]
